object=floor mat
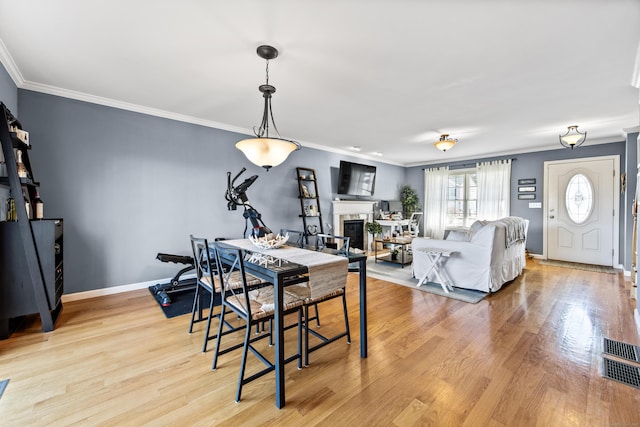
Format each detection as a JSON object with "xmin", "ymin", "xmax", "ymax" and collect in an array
[
  {"xmin": 366, "ymin": 258, "xmax": 487, "ymax": 303},
  {"xmin": 148, "ymin": 286, "xmax": 214, "ymax": 318},
  {"xmin": 539, "ymin": 259, "xmax": 616, "ymax": 274},
  {"xmin": 603, "ymin": 337, "xmax": 640, "ymax": 363},
  {"xmin": 602, "ymin": 357, "xmax": 640, "ymax": 389}
]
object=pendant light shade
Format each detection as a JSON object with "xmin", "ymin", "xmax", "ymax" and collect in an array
[
  {"xmin": 559, "ymin": 125, "xmax": 586, "ymax": 149},
  {"xmin": 236, "ymin": 45, "xmax": 301, "ymax": 171},
  {"xmin": 236, "ymin": 137, "xmax": 299, "ymax": 169},
  {"xmin": 434, "ymin": 134, "xmax": 457, "ymax": 152}
]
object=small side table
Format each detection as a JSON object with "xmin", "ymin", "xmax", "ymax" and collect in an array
[
  {"xmin": 374, "ymin": 238, "xmax": 413, "ymax": 268},
  {"xmin": 416, "ymin": 247, "xmax": 457, "ymax": 293}
]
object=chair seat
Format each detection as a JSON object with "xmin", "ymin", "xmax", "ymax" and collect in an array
[
  {"xmin": 201, "ymin": 271, "xmax": 265, "ymax": 292},
  {"xmin": 284, "ymin": 283, "xmax": 345, "ymax": 304},
  {"xmin": 226, "ymin": 286, "xmax": 304, "ymax": 321}
]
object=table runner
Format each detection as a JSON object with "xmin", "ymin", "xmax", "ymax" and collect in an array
[{"xmin": 222, "ymin": 239, "xmax": 348, "ymax": 299}]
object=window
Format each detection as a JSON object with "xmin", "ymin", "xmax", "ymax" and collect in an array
[
  {"xmin": 446, "ymin": 169, "xmax": 477, "ymax": 227},
  {"xmin": 565, "ymin": 173, "xmax": 593, "ymax": 224}
]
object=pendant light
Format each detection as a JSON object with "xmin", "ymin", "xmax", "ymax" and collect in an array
[
  {"xmin": 235, "ymin": 45, "xmax": 301, "ymax": 170},
  {"xmin": 559, "ymin": 125, "xmax": 587, "ymax": 149},
  {"xmin": 434, "ymin": 134, "xmax": 457, "ymax": 152}
]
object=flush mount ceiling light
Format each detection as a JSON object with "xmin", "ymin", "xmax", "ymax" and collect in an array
[
  {"xmin": 559, "ymin": 125, "xmax": 587, "ymax": 149},
  {"xmin": 235, "ymin": 45, "xmax": 301, "ymax": 171},
  {"xmin": 434, "ymin": 134, "xmax": 457, "ymax": 152}
]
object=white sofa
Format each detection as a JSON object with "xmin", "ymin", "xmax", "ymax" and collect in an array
[{"xmin": 411, "ymin": 217, "xmax": 529, "ymax": 293}]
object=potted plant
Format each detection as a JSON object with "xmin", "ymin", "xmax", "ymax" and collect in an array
[
  {"xmin": 366, "ymin": 221, "xmax": 382, "ymax": 237},
  {"xmin": 365, "ymin": 221, "xmax": 383, "ymax": 251},
  {"xmin": 399, "ymin": 185, "xmax": 420, "ymax": 219},
  {"xmin": 391, "ymin": 247, "xmax": 399, "ymax": 261}
]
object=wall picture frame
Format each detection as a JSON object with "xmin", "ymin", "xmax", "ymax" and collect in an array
[
  {"xmin": 518, "ymin": 178, "xmax": 536, "ymax": 185},
  {"xmin": 518, "ymin": 186, "xmax": 536, "ymax": 192},
  {"xmin": 518, "ymin": 193, "xmax": 536, "ymax": 200}
]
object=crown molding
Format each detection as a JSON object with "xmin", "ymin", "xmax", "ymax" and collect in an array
[
  {"xmin": 0, "ymin": 38, "xmax": 24, "ymax": 86},
  {"xmin": 19, "ymin": 80, "xmax": 258, "ymax": 137}
]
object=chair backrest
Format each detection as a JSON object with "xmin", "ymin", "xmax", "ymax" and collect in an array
[
  {"xmin": 212, "ymin": 243, "xmax": 253, "ymax": 319},
  {"xmin": 190, "ymin": 235, "xmax": 217, "ymax": 291},
  {"xmin": 315, "ymin": 233, "xmax": 350, "ymax": 257},
  {"xmin": 409, "ymin": 212, "xmax": 423, "ymax": 236},
  {"xmin": 280, "ymin": 229, "xmax": 305, "ymax": 248}
]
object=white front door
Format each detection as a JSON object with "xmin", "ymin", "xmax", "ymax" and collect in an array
[{"xmin": 545, "ymin": 156, "xmax": 618, "ymax": 266}]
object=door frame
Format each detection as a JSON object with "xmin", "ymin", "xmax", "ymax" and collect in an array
[{"xmin": 542, "ymin": 155, "xmax": 620, "ymax": 264}]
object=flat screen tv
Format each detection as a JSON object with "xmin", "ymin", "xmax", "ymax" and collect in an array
[{"xmin": 337, "ymin": 160, "xmax": 377, "ymax": 196}]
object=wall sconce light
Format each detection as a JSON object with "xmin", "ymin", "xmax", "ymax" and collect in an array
[
  {"xmin": 235, "ymin": 45, "xmax": 301, "ymax": 170},
  {"xmin": 559, "ymin": 125, "xmax": 587, "ymax": 149},
  {"xmin": 434, "ymin": 134, "xmax": 457, "ymax": 152}
]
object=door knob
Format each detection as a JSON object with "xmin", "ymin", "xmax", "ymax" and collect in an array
[{"xmin": 549, "ymin": 215, "xmax": 555, "ymax": 219}]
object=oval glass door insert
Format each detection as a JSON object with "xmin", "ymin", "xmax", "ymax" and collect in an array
[{"xmin": 565, "ymin": 173, "xmax": 593, "ymax": 224}]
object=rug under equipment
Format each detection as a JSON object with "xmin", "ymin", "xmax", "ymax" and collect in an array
[
  {"xmin": 366, "ymin": 258, "xmax": 487, "ymax": 303},
  {"xmin": 148, "ymin": 287, "xmax": 214, "ymax": 318}
]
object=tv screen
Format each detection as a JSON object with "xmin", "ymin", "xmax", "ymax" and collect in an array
[{"xmin": 337, "ymin": 160, "xmax": 376, "ymax": 196}]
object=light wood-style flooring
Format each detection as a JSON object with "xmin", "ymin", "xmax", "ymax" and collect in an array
[{"xmin": 1, "ymin": 259, "xmax": 640, "ymax": 426}]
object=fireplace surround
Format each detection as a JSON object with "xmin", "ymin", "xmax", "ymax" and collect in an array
[{"xmin": 332, "ymin": 200, "xmax": 376, "ymax": 250}]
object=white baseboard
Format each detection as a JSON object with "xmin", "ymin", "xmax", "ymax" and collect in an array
[{"xmin": 61, "ymin": 273, "xmax": 196, "ymax": 303}]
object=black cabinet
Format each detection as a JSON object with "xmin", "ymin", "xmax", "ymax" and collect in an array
[{"xmin": 0, "ymin": 220, "xmax": 63, "ymax": 318}]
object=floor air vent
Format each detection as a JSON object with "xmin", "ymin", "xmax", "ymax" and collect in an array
[
  {"xmin": 603, "ymin": 337, "xmax": 640, "ymax": 363},
  {"xmin": 602, "ymin": 357, "xmax": 640, "ymax": 389}
]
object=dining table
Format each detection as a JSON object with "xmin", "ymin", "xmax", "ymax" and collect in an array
[{"xmin": 214, "ymin": 238, "xmax": 368, "ymax": 409}]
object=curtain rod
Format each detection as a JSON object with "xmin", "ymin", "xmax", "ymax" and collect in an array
[{"xmin": 421, "ymin": 157, "xmax": 517, "ymax": 171}]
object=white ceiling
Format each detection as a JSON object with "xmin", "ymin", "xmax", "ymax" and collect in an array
[{"xmin": 0, "ymin": 0, "xmax": 639, "ymax": 166}]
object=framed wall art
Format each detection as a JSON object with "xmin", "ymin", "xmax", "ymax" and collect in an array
[
  {"xmin": 518, "ymin": 178, "xmax": 536, "ymax": 185},
  {"xmin": 518, "ymin": 186, "xmax": 536, "ymax": 192},
  {"xmin": 518, "ymin": 193, "xmax": 536, "ymax": 200}
]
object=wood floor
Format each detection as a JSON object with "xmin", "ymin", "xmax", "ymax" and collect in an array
[{"xmin": 1, "ymin": 259, "xmax": 640, "ymax": 426}]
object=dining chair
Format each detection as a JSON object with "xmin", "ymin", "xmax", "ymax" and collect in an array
[
  {"xmin": 280, "ymin": 228, "xmax": 305, "ymax": 248},
  {"xmin": 211, "ymin": 243, "xmax": 305, "ymax": 403},
  {"xmin": 286, "ymin": 233, "xmax": 351, "ymax": 366},
  {"xmin": 408, "ymin": 212, "xmax": 423, "ymax": 237},
  {"xmin": 187, "ymin": 235, "xmax": 265, "ymax": 353}
]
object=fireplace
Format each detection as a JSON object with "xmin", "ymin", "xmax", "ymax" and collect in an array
[
  {"xmin": 332, "ymin": 200, "xmax": 376, "ymax": 251},
  {"xmin": 343, "ymin": 219, "xmax": 365, "ymax": 250}
]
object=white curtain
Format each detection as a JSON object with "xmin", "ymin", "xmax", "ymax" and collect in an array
[
  {"xmin": 423, "ymin": 166, "xmax": 449, "ymax": 239},
  {"xmin": 476, "ymin": 159, "xmax": 511, "ymax": 220}
]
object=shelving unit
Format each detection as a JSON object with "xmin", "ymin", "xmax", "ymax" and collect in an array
[
  {"xmin": 296, "ymin": 167, "xmax": 324, "ymax": 243},
  {"xmin": 0, "ymin": 102, "xmax": 63, "ymax": 338}
]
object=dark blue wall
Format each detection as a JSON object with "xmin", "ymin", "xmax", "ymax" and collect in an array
[
  {"xmin": 0, "ymin": 62, "xmax": 18, "ymax": 217},
  {"xmin": 0, "ymin": 63, "xmax": 17, "ymax": 113},
  {"xmin": 1, "ymin": 58, "xmax": 636, "ymax": 291},
  {"xmin": 17, "ymin": 90, "xmax": 405, "ymax": 293},
  {"xmin": 407, "ymin": 142, "xmax": 628, "ymax": 264}
]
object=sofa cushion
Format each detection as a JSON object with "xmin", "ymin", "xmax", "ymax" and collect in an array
[{"xmin": 446, "ymin": 230, "xmax": 470, "ymax": 241}]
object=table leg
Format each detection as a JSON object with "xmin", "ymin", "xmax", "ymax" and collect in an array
[
  {"xmin": 274, "ymin": 278, "xmax": 285, "ymax": 408},
  {"xmin": 359, "ymin": 257, "xmax": 367, "ymax": 358},
  {"xmin": 417, "ymin": 252, "xmax": 440, "ymax": 287}
]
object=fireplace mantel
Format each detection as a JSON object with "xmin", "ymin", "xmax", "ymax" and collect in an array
[{"xmin": 332, "ymin": 200, "xmax": 376, "ymax": 246}]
